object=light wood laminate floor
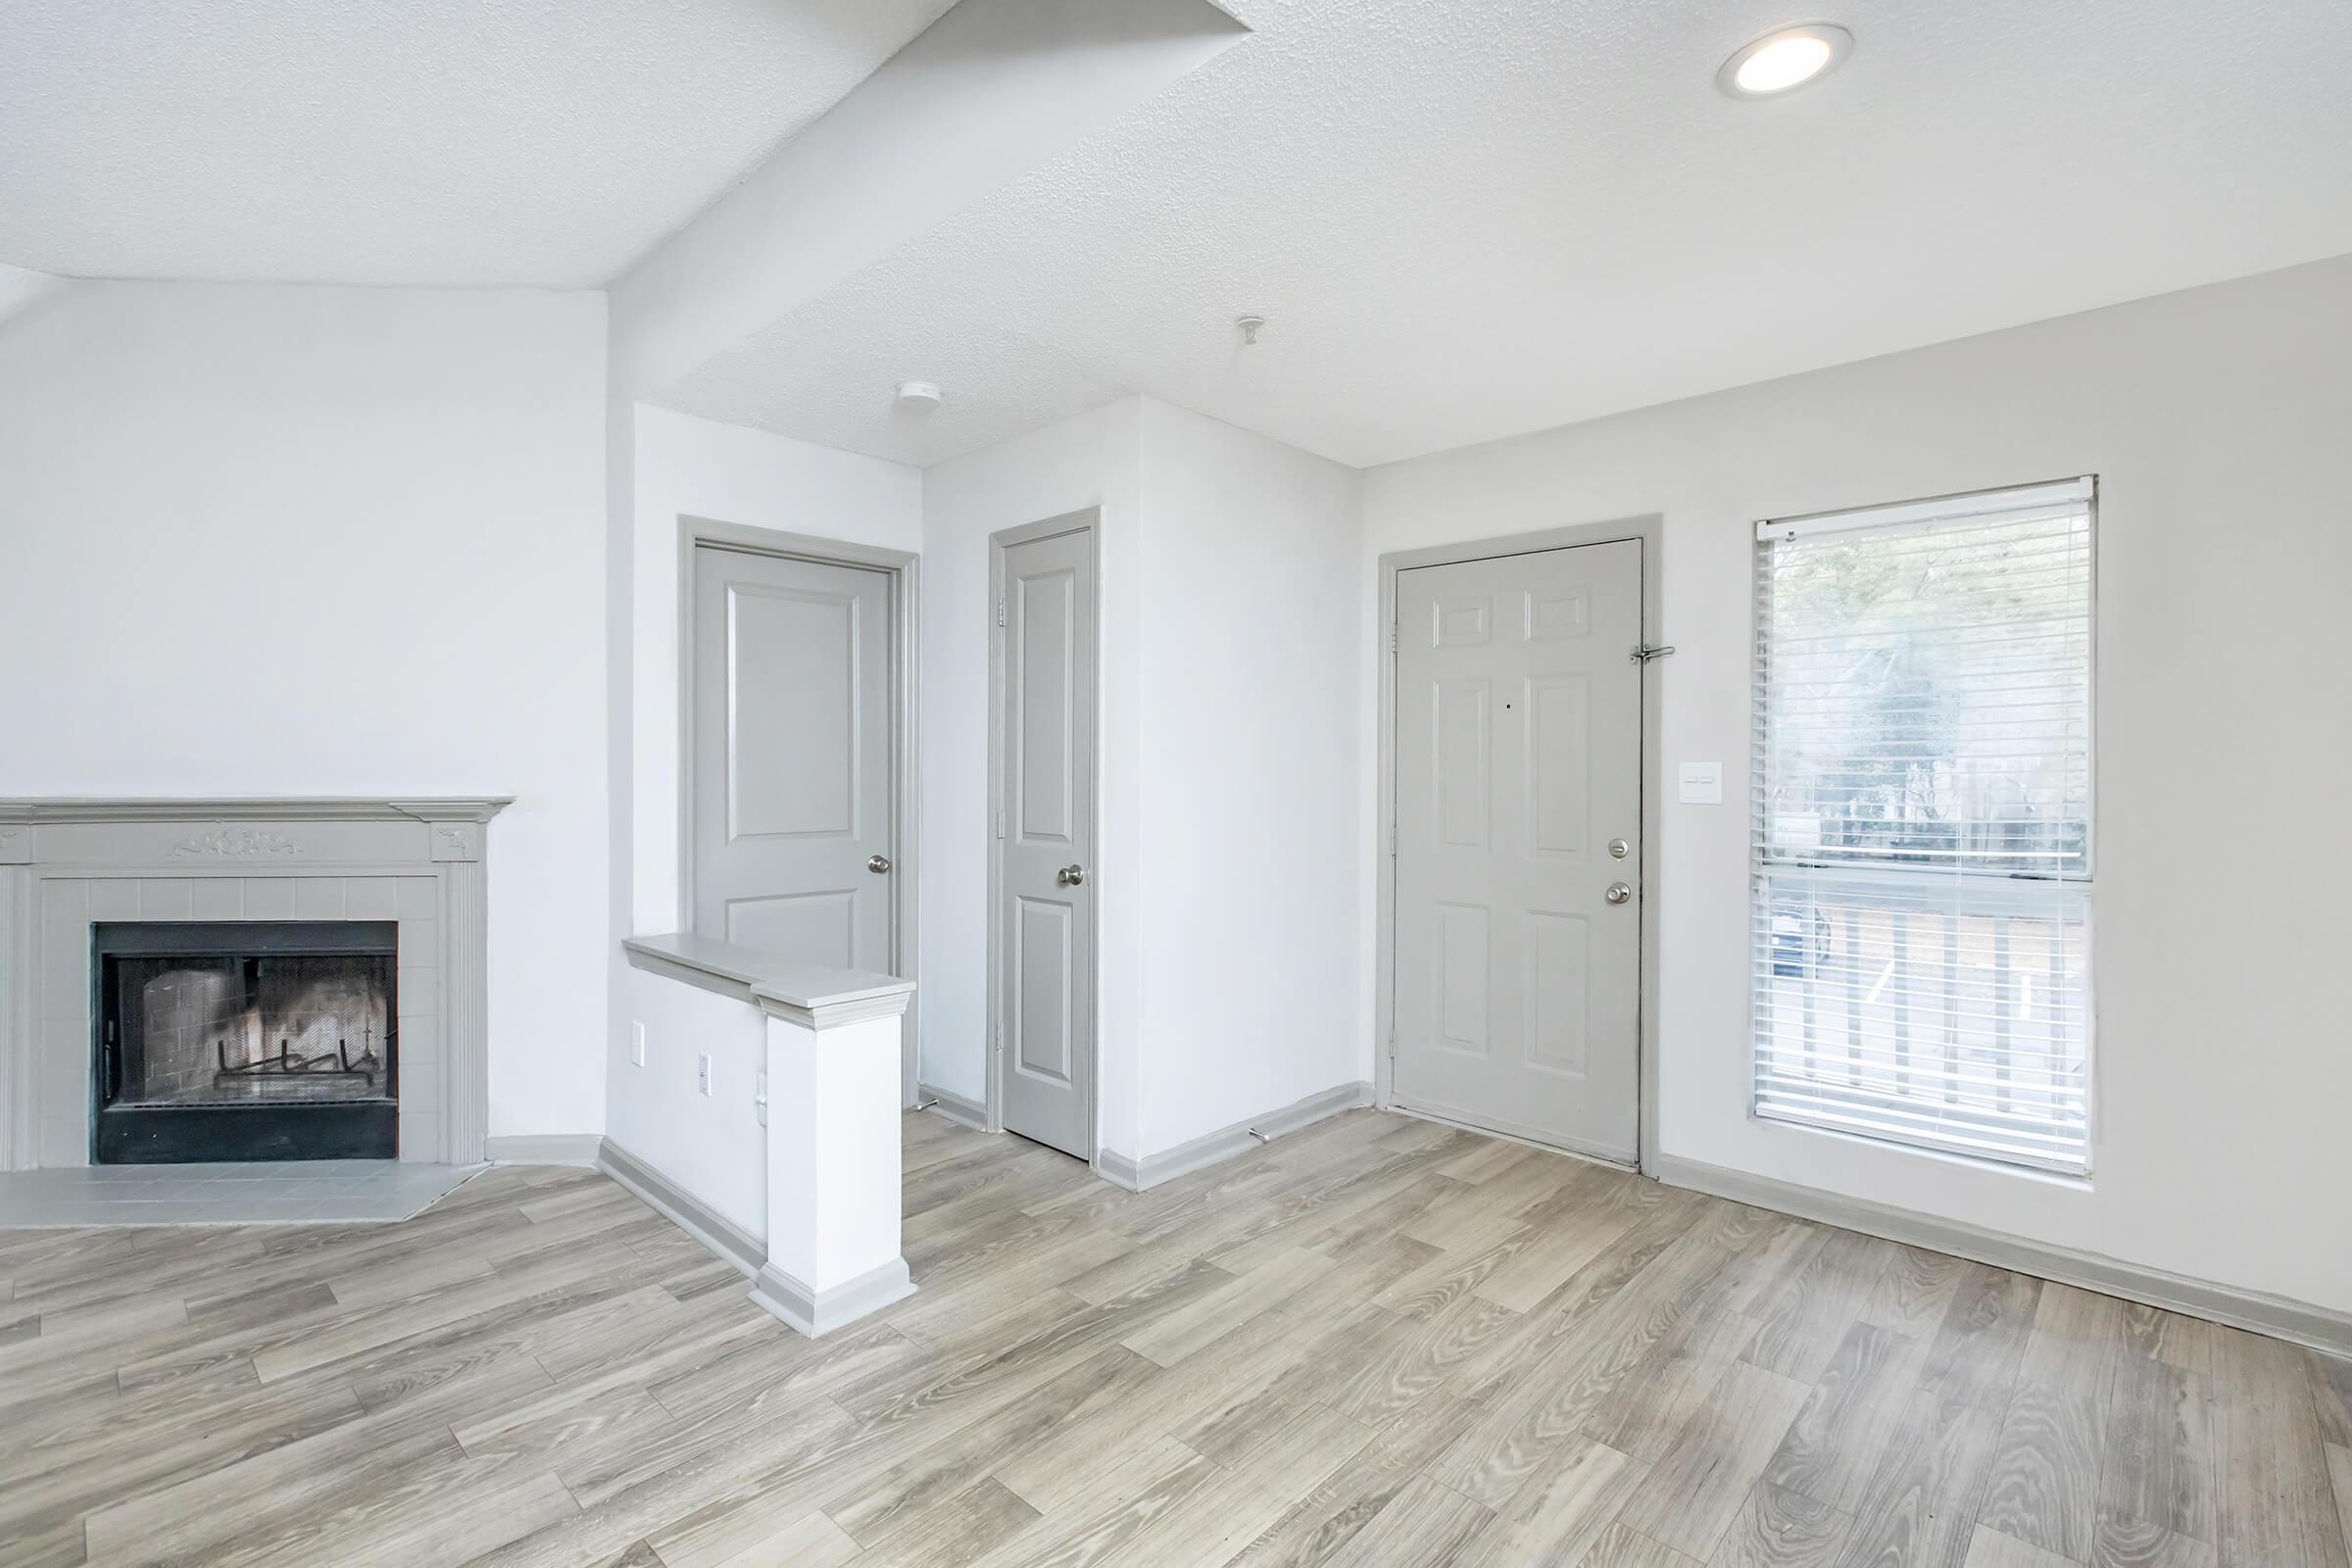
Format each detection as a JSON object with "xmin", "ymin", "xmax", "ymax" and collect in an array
[{"xmin": 4, "ymin": 1108, "xmax": 2348, "ymax": 1568}]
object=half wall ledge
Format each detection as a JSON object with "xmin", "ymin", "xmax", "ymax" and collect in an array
[{"xmin": 621, "ymin": 932, "xmax": 912, "ymax": 1022}]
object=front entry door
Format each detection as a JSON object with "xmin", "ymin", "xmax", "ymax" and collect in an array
[
  {"xmin": 995, "ymin": 520, "xmax": 1097, "ymax": 1159},
  {"xmin": 692, "ymin": 546, "xmax": 894, "ymax": 970},
  {"xmin": 1392, "ymin": 541, "xmax": 1643, "ymax": 1162}
]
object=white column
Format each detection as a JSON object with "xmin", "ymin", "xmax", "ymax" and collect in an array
[
  {"xmin": 0, "ymin": 850, "xmax": 33, "ymax": 1171},
  {"xmin": 420, "ymin": 812, "xmax": 496, "ymax": 1166},
  {"xmin": 749, "ymin": 982, "xmax": 915, "ymax": 1338}
]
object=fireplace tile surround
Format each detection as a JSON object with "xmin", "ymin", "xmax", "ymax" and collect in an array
[{"xmin": 0, "ymin": 798, "xmax": 508, "ymax": 1172}]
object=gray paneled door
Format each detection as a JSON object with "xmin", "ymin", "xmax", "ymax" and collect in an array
[
  {"xmin": 1393, "ymin": 541, "xmax": 1642, "ymax": 1162},
  {"xmin": 995, "ymin": 522, "xmax": 1096, "ymax": 1159},
  {"xmin": 692, "ymin": 546, "xmax": 894, "ymax": 970}
]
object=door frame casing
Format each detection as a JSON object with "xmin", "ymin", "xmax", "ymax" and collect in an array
[
  {"xmin": 1375, "ymin": 516, "xmax": 1665, "ymax": 1175},
  {"xmin": 985, "ymin": 510, "xmax": 1101, "ymax": 1156},
  {"xmin": 676, "ymin": 516, "xmax": 922, "ymax": 1102}
]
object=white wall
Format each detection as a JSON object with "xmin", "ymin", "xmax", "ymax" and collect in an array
[
  {"xmin": 1134, "ymin": 400, "xmax": 1364, "ymax": 1153},
  {"xmin": 627, "ymin": 405, "xmax": 922, "ymax": 934},
  {"xmin": 0, "ymin": 265, "xmax": 69, "ymax": 334},
  {"xmin": 611, "ymin": 965, "xmax": 767, "ymax": 1238},
  {"xmin": 0, "ymin": 280, "xmax": 612, "ymax": 1142},
  {"xmin": 917, "ymin": 398, "xmax": 1148, "ymax": 1154},
  {"xmin": 1360, "ymin": 255, "xmax": 2352, "ymax": 1314},
  {"xmin": 916, "ymin": 396, "xmax": 1365, "ymax": 1163}
]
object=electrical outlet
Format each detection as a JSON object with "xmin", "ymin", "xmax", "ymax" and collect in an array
[
  {"xmin": 697, "ymin": 1053, "xmax": 712, "ymax": 1097},
  {"xmin": 630, "ymin": 1021, "xmax": 646, "ymax": 1067}
]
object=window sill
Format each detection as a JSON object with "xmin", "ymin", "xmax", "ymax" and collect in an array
[{"xmin": 1747, "ymin": 1104, "xmax": 2094, "ymax": 1192}]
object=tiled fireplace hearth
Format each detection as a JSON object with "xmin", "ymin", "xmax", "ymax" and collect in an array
[{"xmin": 0, "ymin": 798, "xmax": 508, "ymax": 1170}]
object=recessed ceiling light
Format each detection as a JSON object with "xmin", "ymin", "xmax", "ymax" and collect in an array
[{"xmin": 1718, "ymin": 23, "xmax": 1852, "ymax": 98}]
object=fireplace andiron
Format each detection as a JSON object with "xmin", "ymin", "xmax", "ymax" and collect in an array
[{"xmin": 214, "ymin": 1023, "xmax": 381, "ymax": 1089}]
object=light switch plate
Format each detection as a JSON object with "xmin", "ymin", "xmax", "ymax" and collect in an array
[
  {"xmin": 1679, "ymin": 761, "xmax": 1724, "ymax": 805},
  {"xmin": 630, "ymin": 1022, "xmax": 646, "ymax": 1067},
  {"xmin": 696, "ymin": 1053, "xmax": 712, "ymax": 1097}
]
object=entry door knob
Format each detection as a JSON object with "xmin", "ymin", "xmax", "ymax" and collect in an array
[
  {"xmin": 1604, "ymin": 881, "xmax": 1632, "ymax": 906},
  {"xmin": 1057, "ymin": 864, "xmax": 1086, "ymax": 886},
  {"xmin": 867, "ymin": 854, "xmax": 893, "ymax": 874}
]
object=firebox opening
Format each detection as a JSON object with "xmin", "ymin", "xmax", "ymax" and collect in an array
[{"xmin": 93, "ymin": 921, "xmax": 398, "ymax": 1163}]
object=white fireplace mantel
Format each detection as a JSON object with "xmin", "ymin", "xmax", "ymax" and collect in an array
[{"xmin": 0, "ymin": 797, "xmax": 510, "ymax": 1170}]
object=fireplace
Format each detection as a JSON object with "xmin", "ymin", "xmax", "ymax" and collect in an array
[{"xmin": 93, "ymin": 922, "xmax": 398, "ymax": 1162}]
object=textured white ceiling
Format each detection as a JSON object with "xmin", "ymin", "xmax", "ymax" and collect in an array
[
  {"xmin": 655, "ymin": 0, "xmax": 2352, "ymax": 467},
  {"xmin": 0, "ymin": 0, "xmax": 958, "ymax": 285}
]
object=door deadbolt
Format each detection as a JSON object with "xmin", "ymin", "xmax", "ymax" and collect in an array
[
  {"xmin": 867, "ymin": 854, "xmax": 892, "ymax": 874},
  {"xmin": 1607, "ymin": 838, "xmax": 1630, "ymax": 859},
  {"xmin": 1057, "ymin": 864, "xmax": 1086, "ymax": 887},
  {"xmin": 1604, "ymin": 882, "xmax": 1633, "ymax": 906}
]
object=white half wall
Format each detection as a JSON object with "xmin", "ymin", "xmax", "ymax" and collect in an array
[
  {"xmin": 0, "ymin": 281, "xmax": 612, "ymax": 1143},
  {"xmin": 1133, "ymin": 400, "xmax": 1364, "ymax": 1155},
  {"xmin": 612, "ymin": 963, "xmax": 767, "ymax": 1239},
  {"xmin": 628, "ymin": 405, "xmax": 922, "ymax": 935},
  {"xmin": 1359, "ymin": 255, "xmax": 2352, "ymax": 1315}
]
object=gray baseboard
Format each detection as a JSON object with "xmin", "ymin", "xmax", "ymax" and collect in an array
[
  {"xmin": 595, "ymin": 1138, "xmax": 764, "ymax": 1280},
  {"xmin": 481, "ymin": 1133, "xmax": 604, "ymax": 1166},
  {"xmin": 1650, "ymin": 1153, "xmax": 2352, "ymax": 1361},
  {"xmin": 749, "ymin": 1256, "xmax": 915, "ymax": 1339},
  {"xmin": 1093, "ymin": 1149, "xmax": 1145, "ymax": 1191},
  {"xmin": 915, "ymin": 1083, "xmax": 989, "ymax": 1132},
  {"xmin": 1095, "ymin": 1081, "xmax": 1373, "ymax": 1193}
]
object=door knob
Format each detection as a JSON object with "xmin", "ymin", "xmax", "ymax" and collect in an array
[
  {"xmin": 867, "ymin": 854, "xmax": 892, "ymax": 874},
  {"xmin": 1057, "ymin": 864, "xmax": 1086, "ymax": 887},
  {"xmin": 1604, "ymin": 882, "xmax": 1632, "ymax": 906}
]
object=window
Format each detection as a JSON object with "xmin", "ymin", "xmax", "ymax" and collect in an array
[{"xmin": 1751, "ymin": 478, "xmax": 2093, "ymax": 1174}]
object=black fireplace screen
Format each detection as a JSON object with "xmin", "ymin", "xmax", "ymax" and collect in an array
[{"xmin": 94, "ymin": 922, "xmax": 397, "ymax": 1162}]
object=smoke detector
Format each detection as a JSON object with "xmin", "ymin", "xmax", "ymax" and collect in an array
[{"xmin": 894, "ymin": 380, "xmax": 944, "ymax": 413}]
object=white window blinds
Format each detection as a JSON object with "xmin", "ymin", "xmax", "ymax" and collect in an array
[{"xmin": 1751, "ymin": 478, "xmax": 2094, "ymax": 1174}]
